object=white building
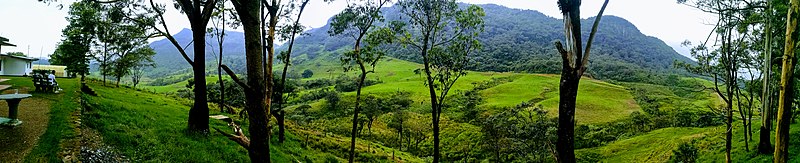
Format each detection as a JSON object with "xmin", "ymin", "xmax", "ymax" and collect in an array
[{"xmin": 0, "ymin": 53, "xmax": 37, "ymax": 76}]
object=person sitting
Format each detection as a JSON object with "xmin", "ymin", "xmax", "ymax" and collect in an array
[{"xmin": 48, "ymin": 70, "xmax": 61, "ymax": 92}]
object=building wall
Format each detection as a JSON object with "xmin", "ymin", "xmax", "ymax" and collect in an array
[
  {"xmin": 0, "ymin": 57, "xmax": 33, "ymax": 76},
  {"xmin": 32, "ymin": 65, "xmax": 69, "ymax": 77}
]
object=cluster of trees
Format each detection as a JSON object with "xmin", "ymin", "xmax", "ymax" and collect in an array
[
  {"xmin": 51, "ymin": 0, "xmax": 156, "ymax": 88},
  {"xmin": 676, "ymin": 0, "xmax": 799, "ymax": 162}
]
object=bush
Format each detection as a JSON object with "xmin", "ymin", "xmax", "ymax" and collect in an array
[
  {"xmin": 577, "ymin": 151, "xmax": 604, "ymax": 163},
  {"xmin": 302, "ymin": 69, "xmax": 314, "ymax": 78},
  {"xmin": 671, "ymin": 141, "xmax": 697, "ymax": 163}
]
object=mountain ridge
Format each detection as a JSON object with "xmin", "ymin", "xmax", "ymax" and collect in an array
[{"xmin": 147, "ymin": 3, "xmax": 694, "ymax": 82}]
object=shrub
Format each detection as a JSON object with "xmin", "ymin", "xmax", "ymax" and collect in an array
[
  {"xmin": 302, "ymin": 69, "xmax": 314, "ymax": 78},
  {"xmin": 671, "ymin": 141, "xmax": 698, "ymax": 163}
]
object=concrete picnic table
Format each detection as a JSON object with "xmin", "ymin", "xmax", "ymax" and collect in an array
[{"xmin": 0, "ymin": 94, "xmax": 32, "ymax": 127}]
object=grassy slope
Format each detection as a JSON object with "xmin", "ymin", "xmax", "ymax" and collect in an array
[
  {"xmin": 577, "ymin": 77, "xmax": 797, "ymax": 163},
  {"xmin": 140, "ymin": 75, "xmax": 232, "ymax": 93},
  {"xmin": 580, "ymin": 119, "xmax": 800, "ymax": 163},
  {"xmin": 291, "ymin": 56, "xmax": 640, "ymax": 124},
  {"xmin": 578, "ymin": 127, "xmax": 714, "ymax": 162},
  {"xmin": 82, "ymin": 80, "xmax": 420, "ymax": 162},
  {"xmin": 139, "ymin": 53, "xmax": 641, "ymax": 124},
  {"xmin": 481, "ymin": 74, "xmax": 639, "ymax": 124}
]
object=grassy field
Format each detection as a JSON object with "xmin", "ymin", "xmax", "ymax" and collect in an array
[
  {"xmin": 83, "ymin": 80, "xmax": 329, "ymax": 162},
  {"xmin": 281, "ymin": 57, "xmax": 641, "ymax": 124},
  {"xmin": 140, "ymin": 75, "xmax": 232, "ymax": 93},
  {"xmin": 81, "ymin": 79, "xmax": 421, "ymax": 162}
]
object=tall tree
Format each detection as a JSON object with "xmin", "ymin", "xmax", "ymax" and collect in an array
[
  {"xmin": 103, "ymin": 3, "xmax": 157, "ymax": 88},
  {"xmin": 678, "ymin": 0, "xmax": 768, "ymax": 161},
  {"xmin": 273, "ymin": 0, "xmax": 310, "ymax": 143},
  {"xmin": 774, "ymin": 0, "xmax": 799, "ymax": 161},
  {"xmin": 552, "ymin": 0, "xmax": 609, "ymax": 162},
  {"xmin": 757, "ymin": 0, "xmax": 774, "ymax": 154},
  {"xmin": 213, "ymin": 0, "xmax": 285, "ymax": 162},
  {"xmin": 208, "ymin": 0, "xmax": 236, "ymax": 113},
  {"xmin": 328, "ymin": 0, "xmax": 392, "ymax": 161},
  {"xmin": 396, "ymin": 0, "xmax": 484, "ymax": 162},
  {"xmin": 130, "ymin": 60, "xmax": 153, "ymax": 88},
  {"xmin": 141, "ymin": 0, "xmax": 218, "ymax": 133},
  {"xmin": 94, "ymin": 2, "xmax": 118, "ymax": 85},
  {"xmin": 51, "ymin": 0, "xmax": 100, "ymax": 83}
]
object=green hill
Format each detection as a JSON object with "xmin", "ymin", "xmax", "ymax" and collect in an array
[{"xmin": 145, "ymin": 3, "xmax": 694, "ymax": 83}]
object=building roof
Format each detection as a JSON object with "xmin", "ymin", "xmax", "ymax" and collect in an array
[
  {"xmin": 0, "ymin": 36, "xmax": 15, "ymax": 47},
  {"xmin": 0, "ymin": 53, "xmax": 38, "ymax": 61}
]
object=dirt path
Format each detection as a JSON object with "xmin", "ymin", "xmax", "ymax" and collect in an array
[{"xmin": 0, "ymin": 89, "xmax": 52, "ymax": 163}]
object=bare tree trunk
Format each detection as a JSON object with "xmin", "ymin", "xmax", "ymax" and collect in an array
[
  {"xmin": 227, "ymin": 0, "xmax": 271, "ymax": 161},
  {"xmin": 187, "ymin": 22, "xmax": 210, "ymax": 133},
  {"xmin": 348, "ymin": 71, "xmax": 366, "ymax": 163},
  {"xmin": 274, "ymin": 0, "xmax": 308, "ymax": 143},
  {"xmin": 557, "ymin": 70, "xmax": 579, "ymax": 163},
  {"xmin": 418, "ymin": 34, "xmax": 442, "ymax": 163},
  {"xmin": 758, "ymin": 13, "xmax": 773, "ymax": 153},
  {"xmin": 218, "ymin": 17, "xmax": 226, "ymax": 113},
  {"xmin": 553, "ymin": 1, "xmax": 609, "ymax": 162},
  {"xmin": 725, "ymin": 99, "xmax": 733, "ymax": 163},
  {"xmin": 774, "ymin": 0, "xmax": 799, "ymax": 161}
]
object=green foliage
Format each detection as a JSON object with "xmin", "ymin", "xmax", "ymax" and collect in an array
[
  {"xmin": 480, "ymin": 102, "xmax": 557, "ymax": 162},
  {"xmin": 302, "ymin": 69, "xmax": 313, "ymax": 78},
  {"xmin": 207, "ymin": 79, "xmax": 246, "ymax": 108},
  {"xmin": 671, "ymin": 141, "xmax": 698, "ymax": 163},
  {"xmin": 50, "ymin": 0, "xmax": 100, "ymax": 77},
  {"xmin": 361, "ymin": 92, "xmax": 413, "ymax": 132},
  {"xmin": 6, "ymin": 52, "xmax": 25, "ymax": 57}
]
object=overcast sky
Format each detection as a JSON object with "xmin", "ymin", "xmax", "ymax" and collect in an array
[{"xmin": 0, "ymin": 0, "xmax": 715, "ymax": 59}]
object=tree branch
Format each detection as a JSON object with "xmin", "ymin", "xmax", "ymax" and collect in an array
[
  {"xmin": 150, "ymin": 0, "xmax": 195, "ymax": 67},
  {"xmin": 580, "ymin": 0, "xmax": 609, "ymax": 74},
  {"xmin": 213, "ymin": 126, "xmax": 250, "ymax": 149},
  {"xmin": 201, "ymin": 0, "xmax": 218, "ymax": 24},
  {"xmin": 221, "ymin": 64, "xmax": 250, "ymax": 90},
  {"xmin": 555, "ymin": 41, "xmax": 571, "ymax": 68}
]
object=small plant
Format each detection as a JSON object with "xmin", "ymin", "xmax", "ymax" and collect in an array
[{"xmin": 671, "ymin": 141, "xmax": 698, "ymax": 163}]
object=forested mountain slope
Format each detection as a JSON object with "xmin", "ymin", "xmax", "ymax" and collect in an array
[
  {"xmin": 286, "ymin": 3, "xmax": 694, "ymax": 82},
  {"xmin": 146, "ymin": 3, "xmax": 693, "ymax": 83}
]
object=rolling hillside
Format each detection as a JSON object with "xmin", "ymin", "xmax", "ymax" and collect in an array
[{"xmin": 145, "ymin": 3, "xmax": 694, "ymax": 83}]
